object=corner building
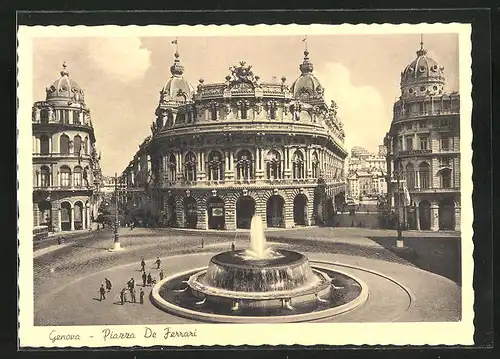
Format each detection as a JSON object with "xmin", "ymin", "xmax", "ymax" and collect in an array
[
  {"xmin": 143, "ymin": 49, "xmax": 348, "ymax": 230},
  {"xmin": 32, "ymin": 63, "xmax": 102, "ymax": 232},
  {"xmin": 384, "ymin": 42, "xmax": 460, "ymax": 231}
]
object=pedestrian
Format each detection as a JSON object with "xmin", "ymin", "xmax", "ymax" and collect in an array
[
  {"xmin": 123, "ymin": 287, "xmax": 129, "ymax": 303},
  {"xmin": 147, "ymin": 273, "xmax": 152, "ymax": 286},
  {"xmin": 201, "ymin": 238, "xmax": 204, "ymax": 248},
  {"xmin": 155, "ymin": 257, "xmax": 161, "ymax": 269},
  {"xmin": 131, "ymin": 288, "xmax": 137, "ymax": 303},
  {"xmin": 142, "ymin": 272, "xmax": 147, "ymax": 287},
  {"xmin": 139, "ymin": 288, "xmax": 145, "ymax": 304},
  {"xmin": 105, "ymin": 278, "xmax": 112, "ymax": 292},
  {"xmin": 231, "ymin": 242, "xmax": 235, "ymax": 251},
  {"xmin": 127, "ymin": 277, "xmax": 135, "ymax": 292},
  {"xmin": 159, "ymin": 270, "xmax": 164, "ymax": 281},
  {"xmin": 120, "ymin": 288, "xmax": 125, "ymax": 305},
  {"xmin": 99, "ymin": 284, "xmax": 106, "ymax": 301},
  {"xmin": 140, "ymin": 258, "xmax": 146, "ymax": 272}
]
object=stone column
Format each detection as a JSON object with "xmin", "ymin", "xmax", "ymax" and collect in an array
[
  {"xmin": 255, "ymin": 148, "xmax": 264, "ymax": 180},
  {"xmin": 32, "ymin": 136, "xmax": 36, "ymax": 153},
  {"xmin": 33, "ymin": 205, "xmax": 39, "ymax": 227},
  {"xmin": 69, "ymin": 110, "xmax": 73, "ymax": 125},
  {"xmin": 454, "ymin": 205, "xmax": 461, "ymax": 232},
  {"xmin": 196, "ymin": 203, "xmax": 208, "ymax": 230},
  {"xmin": 48, "ymin": 109, "xmax": 53, "ymax": 122},
  {"xmin": 70, "ymin": 206, "xmax": 75, "ymax": 231},
  {"xmin": 82, "ymin": 205, "xmax": 87, "ymax": 229},
  {"xmin": 225, "ymin": 199, "xmax": 236, "ymax": 230},
  {"xmin": 79, "ymin": 111, "xmax": 84, "ymax": 124},
  {"xmin": 175, "ymin": 197, "xmax": 185, "ymax": 228},
  {"xmin": 86, "ymin": 205, "xmax": 91, "ymax": 228},
  {"xmin": 430, "ymin": 203, "xmax": 439, "ymax": 231},
  {"xmin": 226, "ymin": 151, "xmax": 235, "ymax": 181},
  {"xmin": 415, "ymin": 202, "xmax": 421, "ymax": 230},
  {"xmin": 197, "ymin": 150, "xmax": 204, "ymax": 181},
  {"xmin": 307, "ymin": 199, "xmax": 313, "ymax": 226},
  {"xmin": 306, "ymin": 146, "xmax": 312, "ymax": 178},
  {"xmin": 35, "ymin": 108, "xmax": 40, "ymax": 122},
  {"xmin": 57, "ymin": 207, "xmax": 62, "ymax": 232}
]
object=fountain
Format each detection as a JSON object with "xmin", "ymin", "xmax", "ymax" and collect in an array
[{"xmin": 152, "ymin": 215, "xmax": 368, "ymax": 322}]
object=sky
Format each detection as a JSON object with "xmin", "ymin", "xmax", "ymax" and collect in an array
[{"xmin": 32, "ymin": 33, "xmax": 459, "ymax": 175}]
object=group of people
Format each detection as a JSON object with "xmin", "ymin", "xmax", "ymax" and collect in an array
[
  {"xmin": 97, "ymin": 256, "xmax": 166, "ymax": 305},
  {"xmin": 98, "ymin": 276, "xmax": 146, "ymax": 305}
]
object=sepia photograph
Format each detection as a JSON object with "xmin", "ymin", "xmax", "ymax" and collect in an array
[{"xmin": 17, "ymin": 23, "xmax": 473, "ymax": 347}]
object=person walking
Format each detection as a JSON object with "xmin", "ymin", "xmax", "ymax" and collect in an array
[
  {"xmin": 159, "ymin": 269, "xmax": 164, "ymax": 281},
  {"xmin": 140, "ymin": 258, "xmax": 146, "ymax": 272},
  {"xmin": 127, "ymin": 277, "xmax": 135, "ymax": 292},
  {"xmin": 139, "ymin": 288, "xmax": 145, "ymax": 304},
  {"xmin": 120, "ymin": 288, "xmax": 125, "ymax": 305},
  {"xmin": 231, "ymin": 242, "xmax": 235, "ymax": 252},
  {"xmin": 131, "ymin": 288, "xmax": 137, "ymax": 303},
  {"xmin": 155, "ymin": 257, "xmax": 161, "ymax": 269},
  {"xmin": 99, "ymin": 284, "xmax": 106, "ymax": 301},
  {"xmin": 105, "ymin": 278, "xmax": 112, "ymax": 292},
  {"xmin": 147, "ymin": 273, "xmax": 153, "ymax": 286},
  {"xmin": 142, "ymin": 272, "xmax": 147, "ymax": 287}
]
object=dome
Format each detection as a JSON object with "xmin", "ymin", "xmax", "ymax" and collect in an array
[
  {"xmin": 45, "ymin": 62, "xmax": 85, "ymax": 103},
  {"xmin": 400, "ymin": 41, "xmax": 445, "ymax": 99},
  {"xmin": 160, "ymin": 51, "xmax": 194, "ymax": 104},
  {"xmin": 290, "ymin": 50, "xmax": 324, "ymax": 102}
]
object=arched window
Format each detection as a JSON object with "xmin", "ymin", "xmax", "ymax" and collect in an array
[
  {"xmin": 184, "ymin": 152, "xmax": 197, "ymax": 182},
  {"xmin": 60, "ymin": 166, "xmax": 71, "ymax": 187},
  {"xmin": 168, "ymin": 154, "xmax": 177, "ymax": 182},
  {"xmin": 292, "ymin": 150, "xmax": 305, "ymax": 179},
  {"xmin": 236, "ymin": 150, "xmax": 253, "ymax": 181},
  {"xmin": 311, "ymin": 152, "xmax": 319, "ymax": 178},
  {"xmin": 74, "ymin": 166, "xmax": 83, "ymax": 186},
  {"xmin": 40, "ymin": 135, "xmax": 50, "ymax": 155},
  {"xmin": 405, "ymin": 163, "xmax": 415, "ymax": 189},
  {"xmin": 440, "ymin": 169, "xmax": 452, "ymax": 189},
  {"xmin": 73, "ymin": 135, "xmax": 82, "ymax": 155},
  {"xmin": 84, "ymin": 137, "xmax": 89, "ymax": 155},
  {"xmin": 59, "ymin": 134, "xmax": 70, "ymax": 155},
  {"xmin": 40, "ymin": 166, "xmax": 50, "ymax": 187},
  {"xmin": 207, "ymin": 151, "xmax": 224, "ymax": 181},
  {"xmin": 418, "ymin": 162, "xmax": 430, "ymax": 189},
  {"xmin": 266, "ymin": 150, "xmax": 281, "ymax": 180},
  {"xmin": 40, "ymin": 109, "xmax": 49, "ymax": 124}
]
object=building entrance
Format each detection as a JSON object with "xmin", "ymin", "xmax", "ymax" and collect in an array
[
  {"xmin": 184, "ymin": 197, "xmax": 198, "ymax": 229},
  {"xmin": 293, "ymin": 194, "xmax": 308, "ymax": 226},
  {"xmin": 236, "ymin": 196, "xmax": 255, "ymax": 229},
  {"xmin": 266, "ymin": 195, "xmax": 284, "ymax": 228},
  {"xmin": 207, "ymin": 197, "xmax": 225, "ymax": 230}
]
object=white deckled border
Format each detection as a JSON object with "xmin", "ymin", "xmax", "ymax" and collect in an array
[{"xmin": 17, "ymin": 23, "xmax": 473, "ymax": 348}]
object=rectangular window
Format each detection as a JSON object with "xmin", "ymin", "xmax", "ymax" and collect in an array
[
  {"xmin": 61, "ymin": 172, "xmax": 70, "ymax": 187},
  {"xmin": 442, "ymin": 175, "xmax": 451, "ymax": 189},
  {"xmin": 405, "ymin": 137, "xmax": 413, "ymax": 151},
  {"xmin": 74, "ymin": 173, "xmax": 83, "ymax": 186},
  {"xmin": 441, "ymin": 136, "xmax": 450, "ymax": 150},
  {"xmin": 419, "ymin": 136, "xmax": 428, "ymax": 150}
]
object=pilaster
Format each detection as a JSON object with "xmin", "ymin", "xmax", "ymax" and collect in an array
[{"xmin": 430, "ymin": 204, "xmax": 439, "ymax": 231}]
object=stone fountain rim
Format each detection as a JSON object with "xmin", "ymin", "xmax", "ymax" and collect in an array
[
  {"xmin": 151, "ymin": 263, "xmax": 370, "ymax": 323},
  {"xmin": 210, "ymin": 248, "xmax": 308, "ymax": 269},
  {"xmin": 187, "ymin": 268, "xmax": 332, "ymax": 300}
]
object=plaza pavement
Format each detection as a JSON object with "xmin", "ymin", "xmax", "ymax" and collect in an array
[{"xmin": 32, "ymin": 226, "xmax": 461, "ymax": 325}]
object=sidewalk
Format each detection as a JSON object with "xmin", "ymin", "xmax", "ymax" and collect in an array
[{"xmin": 34, "ymin": 229, "xmax": 94, "ymax": 252}]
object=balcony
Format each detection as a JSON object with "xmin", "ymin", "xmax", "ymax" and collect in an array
[
  {"xmin": 161, "ymin": 177, "xmax": 326, "ymax": 189},
  {"xmin": 408, "ymin": 187, "xmax": 460, "ymax": 194},
  {"xmin": 397, "ymin": 149, "xmax": 432, "ymax": 156},
  {"xmin": 33, "ymin": 185, "xmax": 95, "ymax": 191},
  {"xmin": 395, "ymin": 109, "xmax": 460, "ymax": 121},
  {"xmin": 33, "ymin": 152, "xmax": 92, "ymax": 160}
]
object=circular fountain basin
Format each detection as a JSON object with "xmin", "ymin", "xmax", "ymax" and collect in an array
[{"xmin": 188, "ymin": 249, "xmax": 331, "ymax": 308}]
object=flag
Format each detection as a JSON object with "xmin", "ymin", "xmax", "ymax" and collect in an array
[
  {"xmin": 171, "ymin": 39, "xmax": 178, "ymax": 44},
  {"xmin": 403, "ymin": 185, "xmax": 411, "ymax": 206}
]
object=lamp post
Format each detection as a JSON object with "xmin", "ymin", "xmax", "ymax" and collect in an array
[{"xmin": 110, "ymin": 172, "xmax": 124, "ymax": 251}]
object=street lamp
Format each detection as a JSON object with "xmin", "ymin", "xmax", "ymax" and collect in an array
[{"xmin": 110, "ymin": 172, "xmax": 124, "ymax": 251}]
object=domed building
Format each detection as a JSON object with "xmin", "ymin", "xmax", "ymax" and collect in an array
[
  {"xmin": 384, "ymin": 40, "xmax": 460, "ymax": 231},
  {"xmin": 32, "ymin": 63, "xmax": 102, "ymax": 233},
  {"xmin": 124, "ymin": 48, "xmax": 348, "ymax": 230}
]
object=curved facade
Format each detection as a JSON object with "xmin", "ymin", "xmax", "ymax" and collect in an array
[
  {"xmin": 385, "ymin": 42, "xmax": 460, "ymax": 231},
  {"xmin": 32, "ymin": 63, "xmax": 102, "ymax": 232},
  {"xmin": 125, "ymin": 50, "xmax": 348, "ymax": 230}
]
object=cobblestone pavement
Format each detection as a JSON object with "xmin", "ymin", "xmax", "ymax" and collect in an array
[
  {"xmin": 33, "ymin": 227, "xmax": 418, "ymax": 293},
  {"xmin": 32, "ymin": 227, "xmax": 461, "ymax": 325}
]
